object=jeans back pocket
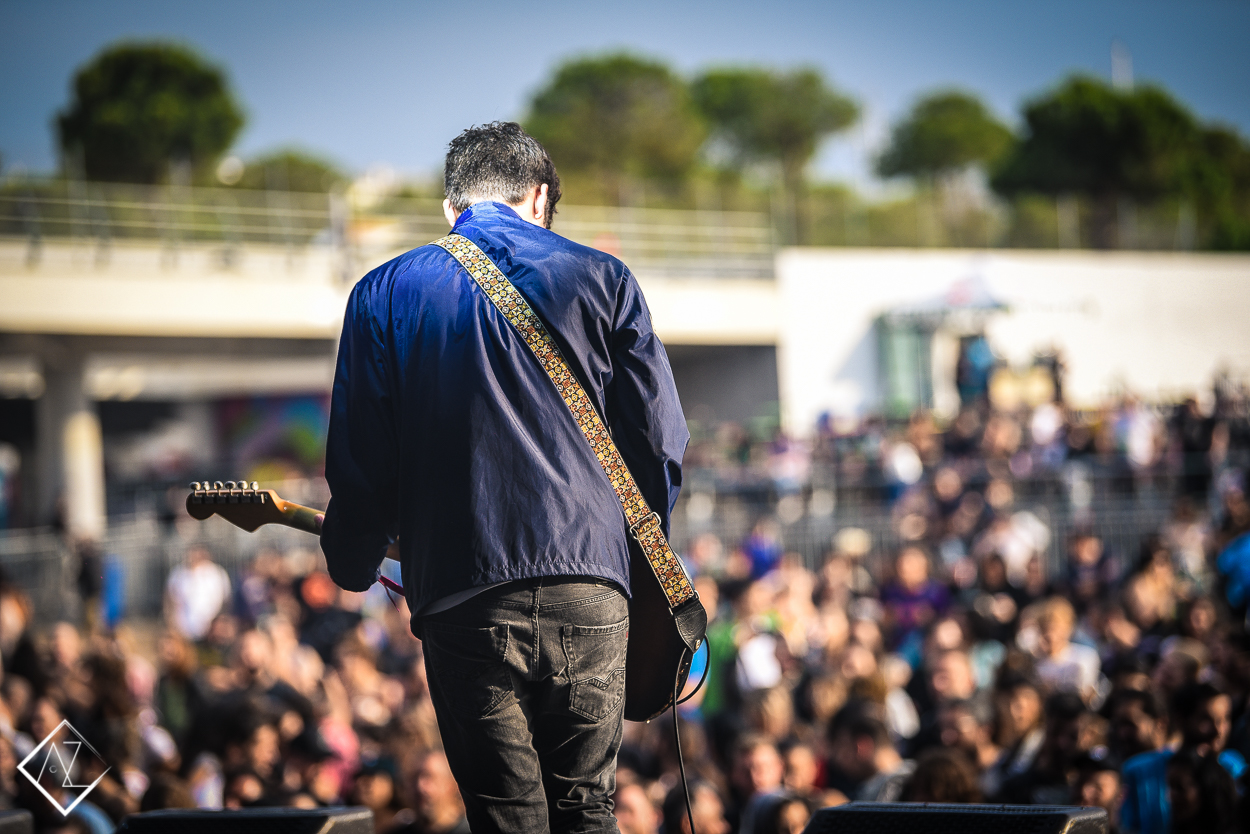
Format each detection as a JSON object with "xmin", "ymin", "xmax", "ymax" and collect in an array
[{"xmin": 563, "ymin": 618, "xmax": 628, "ymax": 722}]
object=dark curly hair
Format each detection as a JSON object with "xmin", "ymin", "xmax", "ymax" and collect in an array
[
  {"xmin": 901, "ymin": 748, "xmax": 983, "ymax": 804},
  {"xmin": 443, "ymin": 122, "xmax": 562, "ymax": 227}
]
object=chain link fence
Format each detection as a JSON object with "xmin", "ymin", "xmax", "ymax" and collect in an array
[
  {"xmin": 0, "ymin": 514, "xmax": 321, "ymax": 624},
  {"xmin": 669, "ymin": 491, "xmax": 1175, "ymax": 582},
  {"xmin": 0, "ymin": 482, "xmax": 1180, "ymax": 625}
]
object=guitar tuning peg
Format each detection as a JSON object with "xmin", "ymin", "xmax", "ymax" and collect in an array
[
  {"xmin": 251, "ymin": 482, "xmax": 259, "ymax": 491},
  {"xmin": 239, "ymin": 477, "xmax": 249, "ymax": 489},
  {"xmin": 190, "ymin": 482, "xmax": 200, "ymax": 491},
  {"xmin": 225, "ymin": 481, "xmax": 236, "ymax": 490},
  {"xmin": 214, "ymin": 481, "xmax": 224, "ymax": 490}
]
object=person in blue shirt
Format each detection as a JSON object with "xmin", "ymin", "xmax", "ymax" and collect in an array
[
  {"xmin": 320, "ymin": 122, "xmax": 688, "ymax": 834},
  {"xmin": 1165, "ymin": 746, "xmax": 1239, "ymax": 834},
  {"xmin": 1120, "ymin": 682, "xmax": 1245, "ymax": 834}
]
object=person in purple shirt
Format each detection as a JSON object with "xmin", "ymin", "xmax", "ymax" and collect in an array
[{"xmin": 880, "ymin": 546, "xmax": 950, "ymax": 650}]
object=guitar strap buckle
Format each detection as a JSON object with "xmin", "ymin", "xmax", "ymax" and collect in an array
[{"xmin": 628, "ymin": 511, "xmax": 662, "ymax": 541}]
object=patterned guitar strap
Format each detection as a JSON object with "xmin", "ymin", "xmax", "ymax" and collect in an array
[{"xmin": 433, "ymin": 233, "xmax": 706, "ymax": 656}]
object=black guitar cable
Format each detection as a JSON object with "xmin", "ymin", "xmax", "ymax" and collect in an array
[{"xmin": 672, "ymin": 642, "xmax": 711, "ymax": 834}]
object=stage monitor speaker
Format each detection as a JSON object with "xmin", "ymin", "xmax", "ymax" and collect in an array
[
  {"xmin": 0, "ymin": 810, "xmax": 32, "ymax": 834},
  {"xmin": 803, "ymin": 802, "xmax": 1107, "ymax": 834},
  {"xmin": 117, "ymin": 806, "xmax": 374, "ymax": 834}
]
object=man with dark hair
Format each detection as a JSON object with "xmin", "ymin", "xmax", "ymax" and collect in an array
[
  {"xmin": 320, "ymin": 122, "xmax": 689, "ymax": 833},
  {"xmin": 1120, "ymin": 682, "xmax": 1245, "ymax": 834},
  {"xmin": 442, "ymin": 122, "xmax": 562, "ymax": 229},
  {"xmin": 662, "ymin": 780, "xmax": 729, "ymax": 834},
  {"xmin": 1107, "ymin": 688, "xmax": 1167, "ymax": 760},
  {"xmin": 999, "ymin": 691, "xmax": 1089, "ymax": 806},
  {"xmin": 611, "ymin": 781, "xmax": 659, "ymax": 834},
  {"xmin": 1071, "ymin": 749, "xmax": 1123, "ymax": 834},
  {"xmin": 935, "ymin": 697, "xmax": 1001, "ymax": 796},
  {"xmin": 827, "ymin": 707, "xmax": 915, "ymax": 802},
  {"xmin": 390, "ymin": 750, "xmax": 470, "ymax": 834},
  {"xmin": 731, "ymin": 734, "xmax": 786, "ymax": 834}
]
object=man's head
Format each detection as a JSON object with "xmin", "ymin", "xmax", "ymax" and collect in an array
[
  {"xmin": 1042, "ymin": 691, "xmax": 1088, "ymax": 767},
  {"xmin": 1070, "ymin": 532, "xmax": 1104, "ymax": 567},
  {"xmin": 901, "ymin": 748, "xmax": 981, "ymax": 804},
  {"xmin": 894, "ymin": 547, "xmax": 930, "ymax": 591},
  {"xmin": 1072, "ymin": 750, "xmax": 1122, "ymax": 820},
  {"xmin": 612, "ymin": 782, "xmax": 659, "ymax": 834},
  {"xmin": 1108, "ymin": 688, "xmax": 1166, "ymax": 758},
  {"xmin": 409, "ymin": 749, "xmax": 464, "ymax": 824},
  {"xmin": 782, "ymin": 741, "xmax": 820, "ymax": 794},
  {"xmin": 828, "ymin": 711, "xmax": 892, "ymax": 784},
  {"xmin": 732, "ymin": 734, "xmax": 784, "ymax": 797},
  {"xmin": 1153, "ymin": 640, "xmax": 1205, "ymax": 695},
  {"xmin": 929, "ymin": 649, "xmax": 977, "ymax": 702},
  {"xmin": 1172, "ymin": 682, "xmax": 1232, "ymax": 754},
  {"xmin": 443, "ymin": 122, "xmax": 562, "ymax": 229},
  {"xmin": 1000, "ymin": 678, "xmax": 1044, "ymax": 740},
  {"xmin": 663, "ymin": 781, "xmax": 729, "ymax": 834},
  {"xmin": 351, "ymin": 764, "xmax": 395, "ymax": 811},
  {"xmin": 1037, "ymin": 597, "xmax": 1076, "ymax": 657},
  {"xmin": 938, "ymin": 697, "xmax": 995, "ymax": 759}
]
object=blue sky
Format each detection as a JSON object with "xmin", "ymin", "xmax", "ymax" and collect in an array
[{"xmin": 2, "ymin": 0, "xmax": 1248, "ymax": 190}]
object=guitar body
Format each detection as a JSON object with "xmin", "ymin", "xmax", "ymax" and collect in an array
[{"xmin": 624, "ymin": 538, "xmax": 697, "ymax": 722}]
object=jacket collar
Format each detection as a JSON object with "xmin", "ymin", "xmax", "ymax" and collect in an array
[{"xmin": 452, "ymin": 201, "xmax": 522, "ymax": 232}]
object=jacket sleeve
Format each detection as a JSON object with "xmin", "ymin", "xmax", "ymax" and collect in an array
[
  {"xmin": 321, "ymin": 280, "xmax": 398, "ymax": 592},
  {"xmin": 604, "ymin": 270, "xmax": 690, "ymax": 536}
]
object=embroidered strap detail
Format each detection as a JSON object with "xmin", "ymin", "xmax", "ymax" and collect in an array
[{"xmin": 433, "ymin": 233, "xmax": 696, "ymax": 610}]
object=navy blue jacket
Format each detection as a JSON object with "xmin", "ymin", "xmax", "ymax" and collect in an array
[{"xmin": 321, "ymin": 201, "xmax": 689, "ymax": 614}]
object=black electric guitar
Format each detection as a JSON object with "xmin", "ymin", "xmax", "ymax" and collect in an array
[{"xmin": 187, "ymin": 481, "xmax": 695, "ymax": 721}]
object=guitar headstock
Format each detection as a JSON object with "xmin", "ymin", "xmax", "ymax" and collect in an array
[{"xmin": 186, "ymin": 480, "xmax": 286, "ymax": 532}]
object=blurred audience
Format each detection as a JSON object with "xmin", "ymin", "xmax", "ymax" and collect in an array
[{"xmin": 2, "ymin": 387, "xmax": 1250, "ymax": 833}]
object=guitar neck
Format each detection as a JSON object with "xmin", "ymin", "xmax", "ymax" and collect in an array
[
  {"xmin": 186, "ymin": 481, "xmax": 323, "ymax": 535},
  {"xmin": 186, "ymin": 482, "xmax": 403, "ymax": 592},
  {"xmin": 272, "ymin": 496, "xmax": 324, "ymax": 536}
]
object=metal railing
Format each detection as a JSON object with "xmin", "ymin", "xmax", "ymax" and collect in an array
[
  {"xmin": 0, "ymin": 486, "xmax": 1179, "ymax": 625},
  {"xmin": 0, "ymin": 515, "xmax": 323, "ymax": 624},
  {"xmin": 669, "ymin": 492, "xmax": 1173, "ymax": 582},
  {"xmin": 0, "ymin": 179, "xmax": 777, "ymax": 280}
]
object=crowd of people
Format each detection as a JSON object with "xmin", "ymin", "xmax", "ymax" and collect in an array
[
  {"xmin": 686, "ymin": 387, "xmax": 1248, "ymax": 513},
  {"xmin": 0, "ymin": 392, "xmax": 1248, "ymax": 833}
]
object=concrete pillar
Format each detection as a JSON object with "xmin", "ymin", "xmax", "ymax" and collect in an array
[{"xmin": 36, "ymin": 352, "xmax": 106, "ymax": 539}]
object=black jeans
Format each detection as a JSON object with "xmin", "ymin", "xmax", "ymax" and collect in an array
[{"xmin": 421, "ymin": 577, "xmax": 628, "ymax": 834}]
